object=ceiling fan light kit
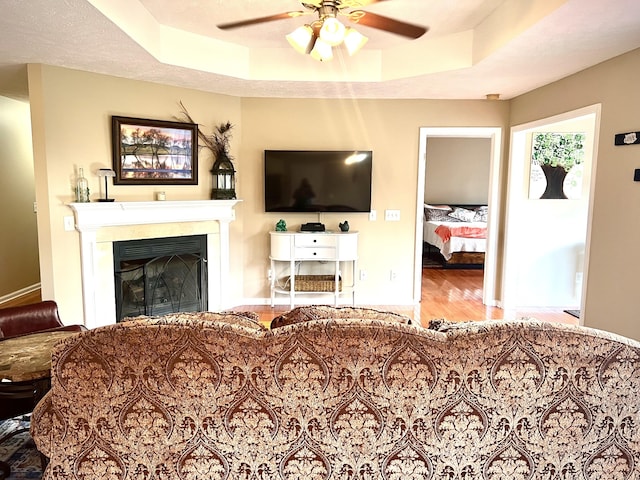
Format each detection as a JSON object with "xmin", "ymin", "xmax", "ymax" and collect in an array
[
  {"xmin": 343, "ymin": 27, "xmax": 368, "ymax": 56},
  {"xmin": 287, "ymin": 17, "xmax": 365, "ymax": 61},
  {"xmin": 318, "ymin": 16, "xmax": 346, "ymax": 46},
  {"xmin": 310, "ymin": 36, "xmax": 334, "ymax": 61},
  {"xmin": 219, "ymin": 0, "xmax": 427, "ymax": 62},
  {"xmin": 286, "ymin": 25, "xmax": 314, "ymax": 54}
]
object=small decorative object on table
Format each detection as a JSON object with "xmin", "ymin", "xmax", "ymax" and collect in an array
[
  {"xmin": 339, "ymin": 220, "xmax": 349, "ymax": 232},
  {"xmin": 97, "ymin": 168, "xmax": 116, "ymax": 202},
  {"xmin": 276, "ymin": 219, "xmax": 287, "ymax": 232},
  {"xmin": 75, "ymin": 167, "xmax": 90, "ymax": 203}
]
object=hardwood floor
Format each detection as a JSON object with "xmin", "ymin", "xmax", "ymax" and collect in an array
[
  {"xmin": 0, "ymin": 290, "xmax": 42, "ymax": 308},
  {"xmin": 416, "ymin": 268, "xmax": 576, "ymax": 326},
  {"xmin": 3, "ymin": 269, "xmax": 577, "ymax": 328}
]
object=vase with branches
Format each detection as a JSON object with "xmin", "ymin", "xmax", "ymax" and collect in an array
[{"xmin": 179, "ymin": 102, "xmax": 236, "ymax": 199}]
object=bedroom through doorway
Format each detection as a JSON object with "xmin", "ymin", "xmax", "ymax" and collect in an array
[
  {"xmin": 422, "ymin": 137, "xmax": 490, "ymax": 270},
  {"xmin": 413, "ymin": 127, "xmax": 502, "ymax": 308}
]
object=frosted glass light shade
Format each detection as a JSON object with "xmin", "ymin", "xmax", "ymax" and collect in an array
[
  {"xmin": 343, "ymin": 27, "xmax": 368, "ymax": 56},
  {"xmin": 319, "ymin": 17, "xmax": 345, "ymax": 46},
  {"xmin": 286, "ymin": 25, "xmax": 314, "ymax": 54},
  {"xmin": 310, "ymin": 38, "xmax": 333, "ymax": 61}
]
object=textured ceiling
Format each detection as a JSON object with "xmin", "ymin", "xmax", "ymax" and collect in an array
[{"xmin": 1, "ymin": 0, "xmax": 640, "ymax": 101}]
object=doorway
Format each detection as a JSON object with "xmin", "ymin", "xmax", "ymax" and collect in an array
[
  {"xmin": 414, "ymin": 127, "xmax": 502, "ymax": 306},
  {"xmin": 502, "ymin": 105, "xmax": 600, "ymax": 321}
]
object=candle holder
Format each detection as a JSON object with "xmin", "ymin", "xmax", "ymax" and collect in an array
[{"xmin": 97, "ymin": 169, "xmax": 116, "ymax": 202}]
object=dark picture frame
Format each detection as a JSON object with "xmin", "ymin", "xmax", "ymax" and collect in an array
[{"xmin": 112, "ymin": 116, "xmax": 198, "ymax": 185}]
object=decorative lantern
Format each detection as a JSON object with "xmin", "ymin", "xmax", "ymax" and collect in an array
[
  {"xmin": 176, "ymin": 104, "xmax": 237, "ymax": 200},
  {"xmin": 211, "ymin": 155, "xmax": 236, "ymax": 200}
]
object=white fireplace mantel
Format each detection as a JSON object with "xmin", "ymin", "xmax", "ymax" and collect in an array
[
  {"xmin": 68, "ymin": 200, "xmax": 241, "ymax": 329},
  {"xmin": 69, "ymin": 200, "xmax": 238, "ymax": 230}
]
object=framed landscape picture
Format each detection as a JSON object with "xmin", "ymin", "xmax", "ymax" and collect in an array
[{"xmin": 112, "ymin": 116, "xmax": 198, "ymax": 185}]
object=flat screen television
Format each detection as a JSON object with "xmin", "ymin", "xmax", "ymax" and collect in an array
[{"xmin": 264, "ymin": 150, "xmax": 372, "ymax": 213}]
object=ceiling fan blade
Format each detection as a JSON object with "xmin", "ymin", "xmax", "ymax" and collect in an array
[
  {"xmin": 218, "ymin": 11, "xmax": 307, "ymax": 30},
  {"xmin": 348, "ymin": 11, "xmax": 427, "ymax": 39}
]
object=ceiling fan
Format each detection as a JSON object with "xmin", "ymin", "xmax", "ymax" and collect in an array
[{"xmin": 217, "ymin": 0, "xmax": 428, "ymax": 61}]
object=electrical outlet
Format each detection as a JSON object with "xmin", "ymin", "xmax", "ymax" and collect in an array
[
  {"xmin": 369, "ymin": 210, "xmax": 377, "ymax": 221},
  {"xmin": 390, "ymin": 270, "xmax": 398, "ymax": 281},
  {"xmin": 33, "ymin": 202, "xmax": 38, "ymax": 213},
  {"xmin": 359, "ymin": 269, "xmax": 367, "ymax": 281},
  {"xmin": 63, "ymin": 216, "xmax": 75, "ymax": 231},
  {"xmin": 385, "ymin": 209, "xmax": 400, "ymax": 221}
]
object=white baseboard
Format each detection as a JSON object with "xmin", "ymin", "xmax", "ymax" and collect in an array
[
  {"xmin": 238, "ymin": 297, "xmax": 359, "ymax": 307},
  {"xmin": 238, "ymin": 296, "xmax": 417, "ymax": 308}
]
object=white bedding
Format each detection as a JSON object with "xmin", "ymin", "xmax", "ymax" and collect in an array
[{"xmin": 423, "ymin": 220, "xmax": 487, "ymax": 261}]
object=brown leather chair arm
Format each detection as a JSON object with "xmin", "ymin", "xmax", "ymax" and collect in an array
[
  {"xmin": 1, "ymin": 323, "xmax": 87, "ymax": 341},
  {"xmin": 0, "ymin": 300, "xmax": 72, "ymax": 339}
]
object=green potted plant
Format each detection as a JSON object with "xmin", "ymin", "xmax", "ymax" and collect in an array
[{"xmin": 531, "ymin": 132, "xmax": 585, "ymax": 199}]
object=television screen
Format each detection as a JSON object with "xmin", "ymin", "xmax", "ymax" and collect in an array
[{"xmin": 264, "ymin": 150, "xmax": 372, "ymax": 213}]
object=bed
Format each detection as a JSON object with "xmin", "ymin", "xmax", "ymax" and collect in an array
[{"xmin": 423, "ymin": 203, "xmax": 487, "ymax": 268}]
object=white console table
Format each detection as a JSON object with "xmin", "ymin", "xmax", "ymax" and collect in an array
[{"xmin": 269, "ymin": 231, "xmax": 358, "ymax": 308}]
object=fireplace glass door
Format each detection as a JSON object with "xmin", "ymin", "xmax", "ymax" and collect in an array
[{"xmin": 114, "ymin": 235, "xmax": 207, "ymax": 321}]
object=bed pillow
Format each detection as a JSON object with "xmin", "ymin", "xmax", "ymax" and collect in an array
[
  {"xmin": 424, "ymin": 203, "xmax": 451, "ymax": 211},
  {"xmin": 474, "ymin": 206, "xmax": 488, "ymax": 222},
  {"xmin": 425, "ymin": 206, "xmax": 454, "ymax": 221},
  {"xmin": 448, "ymin": 207, "xmax": 477, "ymax": 222}
]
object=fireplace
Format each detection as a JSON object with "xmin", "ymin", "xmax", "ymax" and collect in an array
[
  {"xmin": 68, "ymin": 200, "xmax": 240, "ymax": 329},
  {"xmin": 113, "ymin": 235, "xmax": 207, "ymax": 321}
]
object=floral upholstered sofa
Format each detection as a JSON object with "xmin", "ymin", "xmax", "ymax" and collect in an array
[{"xmin": 31, "ymin": 308, "xmax": 640, "ymax": 479}]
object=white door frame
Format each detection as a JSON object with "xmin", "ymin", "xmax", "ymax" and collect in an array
[
  {"xmin": 502, "ymin": 104, "xmax": 601, "ymax": 319},
  {"xmin": 414, "ymin": 127, "xmax": 502, "ymax": 306}
]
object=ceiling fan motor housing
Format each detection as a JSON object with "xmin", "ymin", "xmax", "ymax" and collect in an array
[{"xmin": 319, "ymin": 1, "xmax": 340, "ymax": 18}]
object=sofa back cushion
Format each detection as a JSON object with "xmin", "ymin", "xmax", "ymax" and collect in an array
[
  {"xmin": 32, "ymin": 317, "xmax": 640, "ymax": 480},
  {"xmin": 124, "ymin": 310, "xmax": 266, "ymax": 330},
  {"xmin": 270, "ymin": 305, "xmax": 412, "ymax": 328}
]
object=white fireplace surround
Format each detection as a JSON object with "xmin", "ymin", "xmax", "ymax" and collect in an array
[{"xmin": 68, "ymin": 200, "xmax": 240, "ymax": 329}]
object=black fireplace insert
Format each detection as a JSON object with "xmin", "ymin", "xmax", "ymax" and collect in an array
[{"xmin": 113, "ymin": 235, "xmax": 207, "ymax": 322}]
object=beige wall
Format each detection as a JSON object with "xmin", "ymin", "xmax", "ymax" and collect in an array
[
  {"xmin": 27, "ymin": 65, "xmax": 243, "ymax": 323},
  {"xmin": 510, "ymin": 47, "xmax": 640, "ymax": 339},
  {"xmin": 25, "ymin": 65, "xmax": 510, "ymax": 320},
  {"xmin": 424, "ymin": 137, "xmax": 491, "ymax": 204},
  {"xmin": 0, "ymin": 95, "xmax": 39, "ymax": 300},
  {"xmin": 240, "ymin": 98, "xmax": 509, "ymax": 304},
  {"xmin": 20, "ymin": 47, "xmax": 640, "ymax": 340}
]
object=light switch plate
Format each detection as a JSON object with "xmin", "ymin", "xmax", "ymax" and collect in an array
[
  {"xmin": 63, "ymin": 216, "xmax": 75, "ymax": 231},
  {"xmin": 385, "ymin": 209, "xmax": 400, "ymax": 221}
]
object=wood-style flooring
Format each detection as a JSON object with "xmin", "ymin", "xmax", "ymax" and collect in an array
[
  {"xmin": 2, "ymin": 269, "xmax": 577, "ymax": 328},
  {"xmin": 0, "ymin": 289, "xmax": 42, "ymax": 308}
]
